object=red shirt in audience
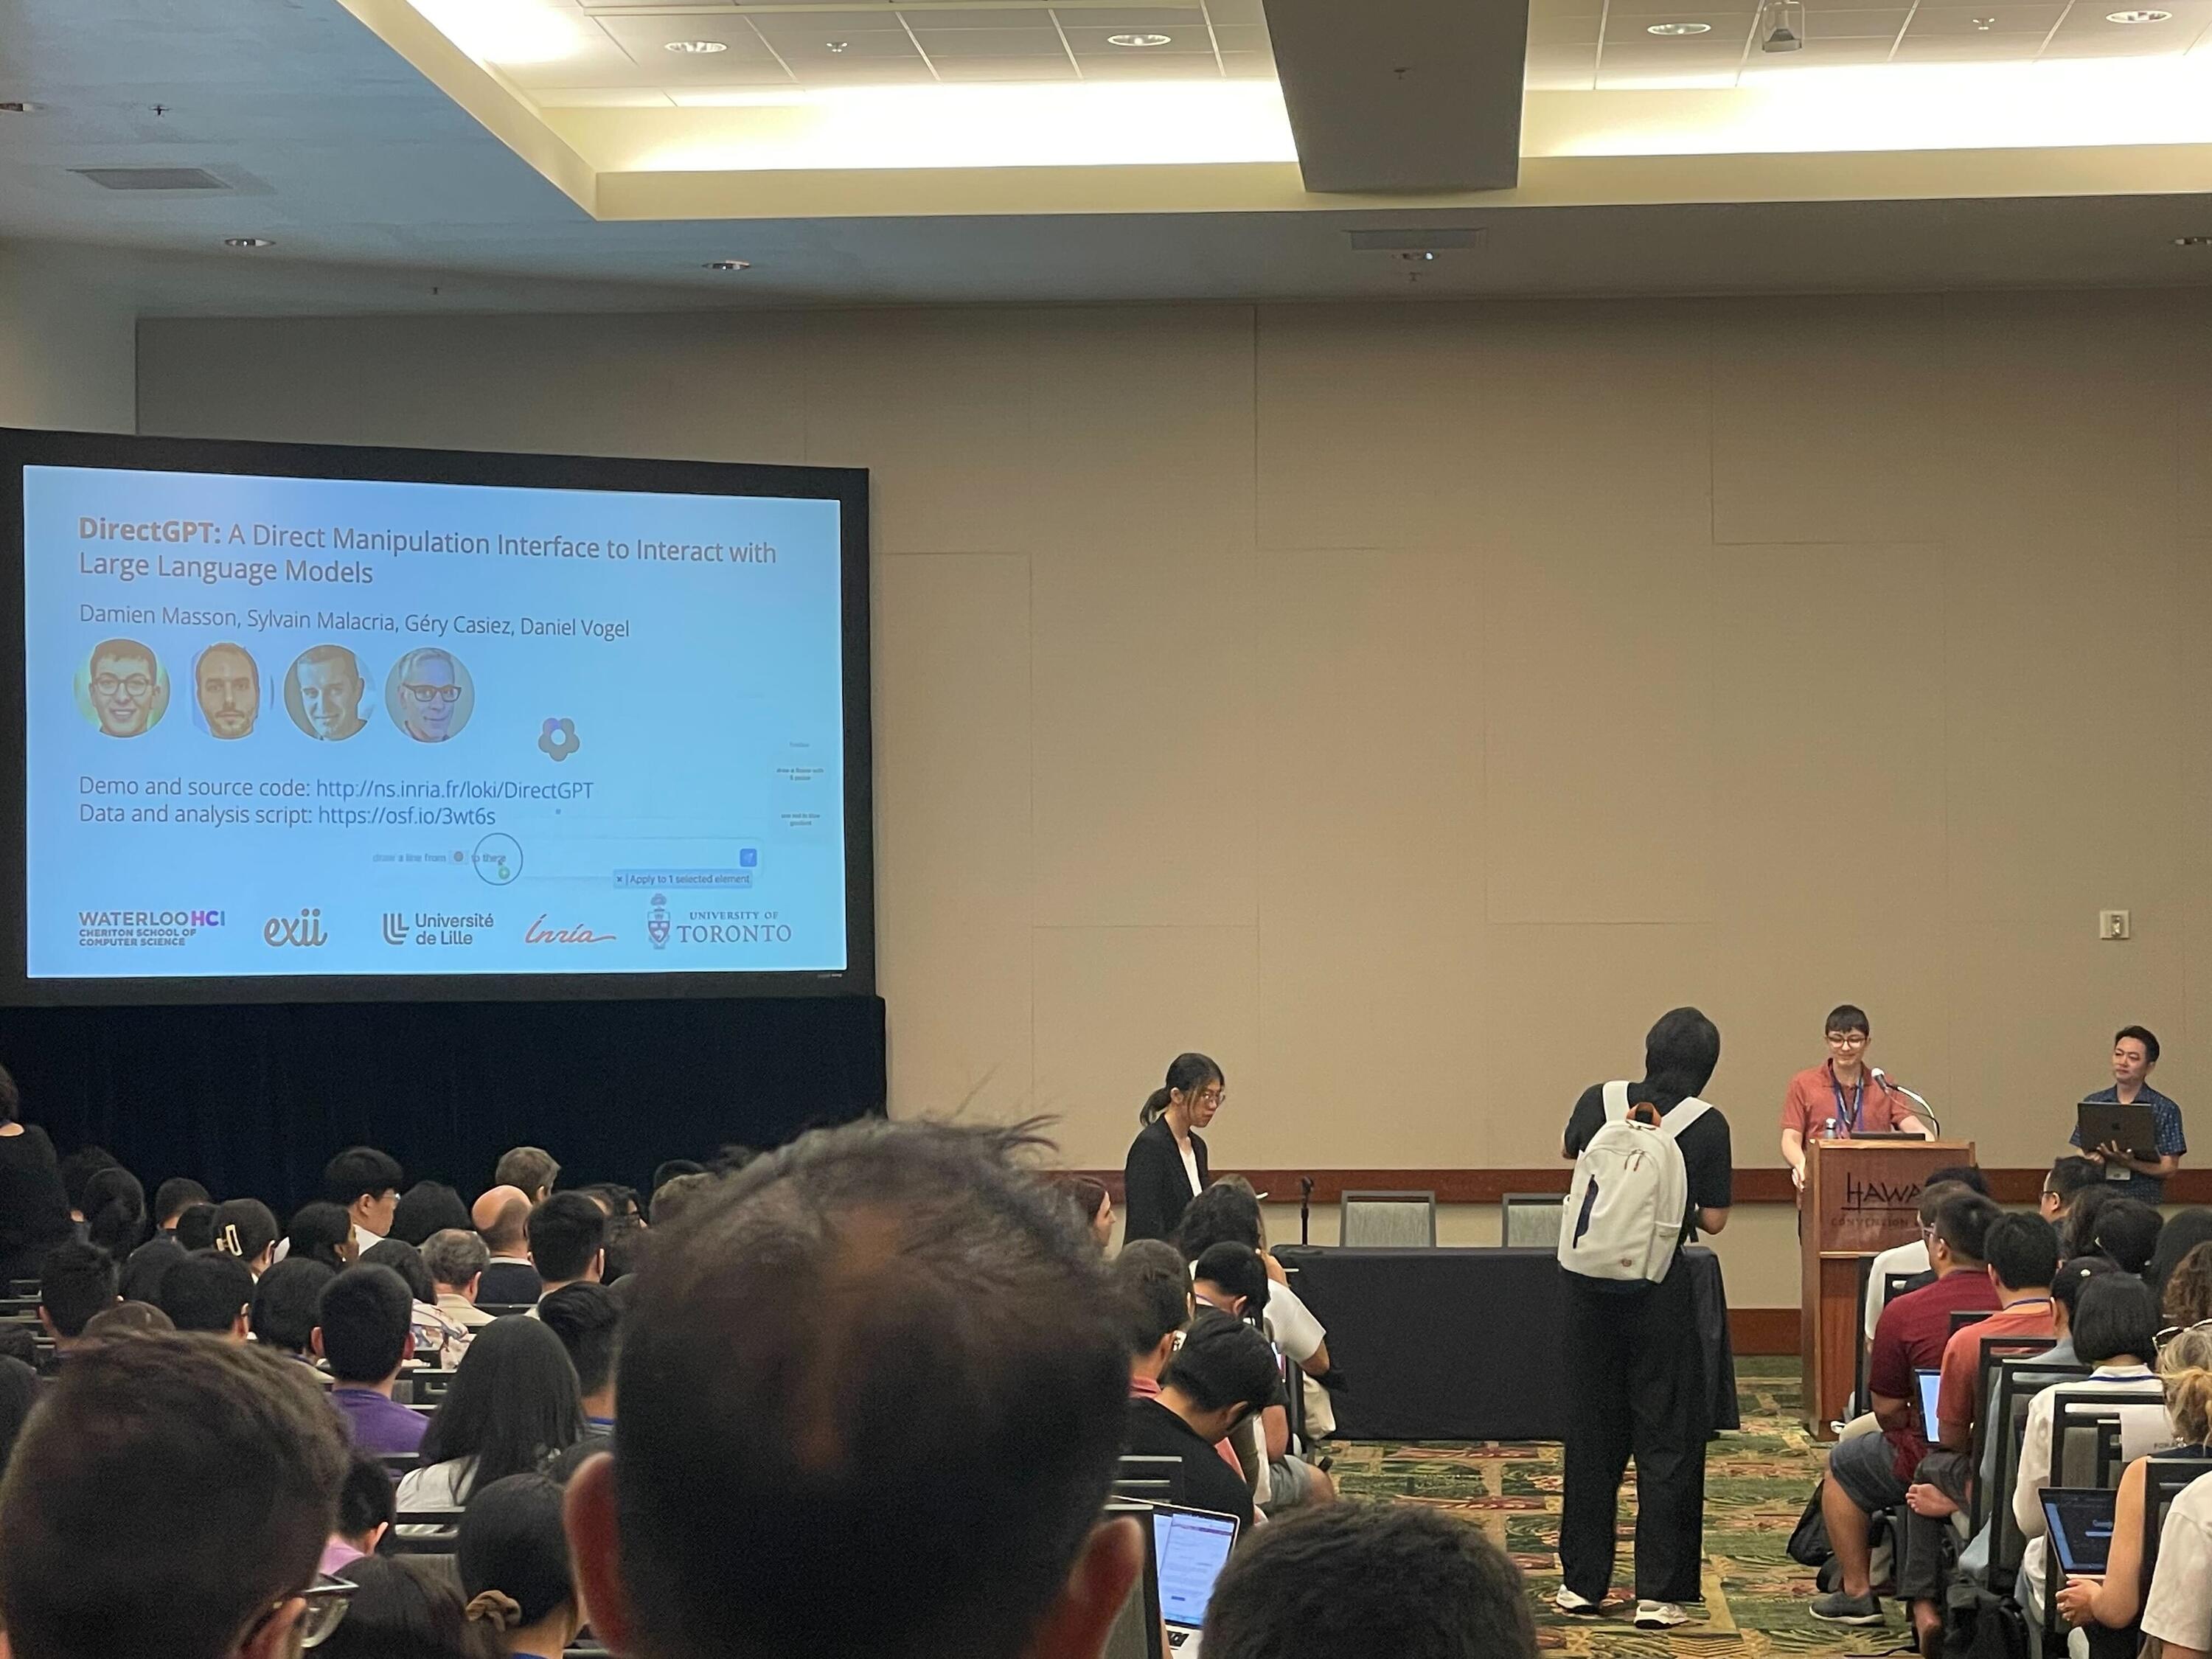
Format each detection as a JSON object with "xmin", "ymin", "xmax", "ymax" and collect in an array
[
  {"xmin": 1866, "ymin": 1268, "xmax": 2001, "ymax": 1478},
  {"xmin": 1933, "ymin": 1295, "xmax": 2055, "ymax": 1447}
]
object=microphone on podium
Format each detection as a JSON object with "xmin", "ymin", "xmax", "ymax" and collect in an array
[{"xmin": 1871, "ymin": 1067, "xmax": 1943, "ymax": 1138}]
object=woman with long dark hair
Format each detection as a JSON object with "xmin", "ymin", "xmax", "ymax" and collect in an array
[
  {"xmin": 397, "ymin": 1317, "xmax": 584, "ymax": 1515},
  {"xmin": 1121, "ymin": 1052, "xmax": 1225, "ymax": 1245},
  {"xmin": 82, "ymin": 1166, "xmax": 149, "ymax": 1259}
]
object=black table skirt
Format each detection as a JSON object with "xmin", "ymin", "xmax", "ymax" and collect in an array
[{"xmin": 1272, "ymin": 1244, "xmax": 1739, "ymax": 1442}]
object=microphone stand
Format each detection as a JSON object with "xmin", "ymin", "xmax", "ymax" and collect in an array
[{"xmin": 1299, "ymin": 1176, "xmax": 1313, "ymax": 1246}]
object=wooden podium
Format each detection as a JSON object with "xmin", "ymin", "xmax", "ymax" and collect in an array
[{"xmin": 1800, "ymin": 1136, "xmax": 1976, "ymax": 1434}]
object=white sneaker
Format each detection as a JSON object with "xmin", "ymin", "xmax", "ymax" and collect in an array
[
  {"xmin": 1633, "ymin": 1601, "xmax": 1691, "ymax": 1630},
  {"xmin": 1553, "ymin": 1587, "xmax": 1605, "ymax": 1615}
]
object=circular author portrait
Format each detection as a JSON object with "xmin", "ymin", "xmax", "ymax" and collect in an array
[
  {"xmin": 385, "ymin": 647, "xmax": 473, "ymax": 744},
  {"xmin": 77, "ymin": 638, "xmax": 168, "ymax": 739},
  {"xmin": 194, "ymin": 642, "xmax": 261, "ymax": 740},
  {"xmin": 285, "ymin": 644, "xmax": 371, "ymax": 742}
]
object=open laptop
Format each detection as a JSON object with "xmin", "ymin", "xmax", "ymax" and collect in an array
[
  {"xmin": 1916, "ymin": 1368, "xmax": 1943, "ymax": 1435},
  {"xmin": 2041, "ymin": 1487, "xmax": 2119, "ymax": 1576},
  {"xmin": 1152, "ymin": 1503, "xmax": 1242, "ymax": 1654}
]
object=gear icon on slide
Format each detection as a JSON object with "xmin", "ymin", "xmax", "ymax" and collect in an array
[{"xmin": 538, "ymin": 717, "xmax": 580, "ymax": 762}]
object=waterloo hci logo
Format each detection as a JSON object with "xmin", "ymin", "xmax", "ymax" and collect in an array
[{"xmin": 647, "ymin": 892, "xmax": 670, "ymax": 950}]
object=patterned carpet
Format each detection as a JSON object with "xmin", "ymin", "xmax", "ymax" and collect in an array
[{"xmin": 1329, "ymin": 1358, "xmax": 1900, "ymax": 1659}]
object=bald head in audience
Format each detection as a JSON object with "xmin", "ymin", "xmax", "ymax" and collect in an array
[
  {"xmin": 566, "ymin": 1120, "xmax": 1141, "ymax": 1659},
  {"xmin": 473, "ymin": 1186, "xmax": 529, "ymax": 1251}
]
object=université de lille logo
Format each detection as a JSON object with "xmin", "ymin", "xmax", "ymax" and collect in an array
[{"xmin": 647, "ymin": 893, "xmax": 670, "ymax": 950}]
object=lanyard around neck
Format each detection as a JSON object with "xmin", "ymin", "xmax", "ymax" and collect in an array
[{"xmin": 1831, "ymin": 1062, "xmax": 1865, "ymax": 1133}]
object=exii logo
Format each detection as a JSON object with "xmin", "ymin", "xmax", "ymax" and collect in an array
[
  {"xmin": 262, "ymin": 908, "xmax": 327, "ymax": 948},
  {"xmin": 382, "ymin": 913, "xmax": 408, "ymax": 946}
]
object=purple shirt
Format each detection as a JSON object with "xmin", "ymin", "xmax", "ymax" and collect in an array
[{"xmin": 332, "ymin": 1387, "xmax": 426, "ymax": 1454}]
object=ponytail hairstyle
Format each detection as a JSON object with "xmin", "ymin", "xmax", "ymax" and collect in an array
[
  {"xmin": 82, "ymin": 1166, "xmax": 148, "ymax": 1257},
  {"xmin": 1138, "ymin": 1052, "xmax": 1225, "ymax": 1127},
  {"xmin": 2160, "ymin": 1323, "xmax": 2212, "ymax": 1447}
]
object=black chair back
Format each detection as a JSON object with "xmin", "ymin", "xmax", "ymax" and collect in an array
[
  {"xmin": 2141, "ymin": 1456, "xmax": 2212, "ymax": 1588},
  {"xmin": 377, "ymin": 1451, "xmax": 420, "ymax": 1479},
  {"xmin": 1987, "ymin": 1360, "xmax": 2091, "ymax": 1583},
  {"xmin": 1116, "ymin": 1454, "xmax": 1183, "ymax": 1506},
  {"xmin": 1968, "ymin": 1337, "xmax": 2068, "ymax": 1532},
  {"xmin": 476, "ymin": 1304, "xmax": 535, "ymax": 1318},
  {"xmin": 1950, "ymin": 1307, "xmax": 1996, "ymax": 1335}
]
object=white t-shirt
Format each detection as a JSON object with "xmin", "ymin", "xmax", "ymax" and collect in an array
[
  {"xmin": 2143, "ymin": 1470, "xmax": 2212, "ymax": 1649},
  {"xmin": 2012, "ymin": 1367, "xmax": 2168, "ymax": 1613},
  {"xmin": 1864, "ymin": 1239, "xmax": 1930, "ymax": 1340},
  {"xmin": 394, "ymin": 1455, "xmax": 476, "ymax": 1517},
  {"xmin": 1179, "ymin": 1143, "xmax": 1203, "ymax": 1199}
]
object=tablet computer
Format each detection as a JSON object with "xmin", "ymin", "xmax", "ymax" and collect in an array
[
  {"xmin": 2040, "ymin": 1487, "xmax": 2118, "ymax": 1576},
  {"xmin": 2078, "ymin": 1100, "xmax": 2159, "ymax": 1161}
]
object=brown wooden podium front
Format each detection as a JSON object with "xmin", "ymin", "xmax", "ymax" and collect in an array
[{"xmin": 1800, "ymin": 1137, "xmax": 1976, "ymax": 1434}]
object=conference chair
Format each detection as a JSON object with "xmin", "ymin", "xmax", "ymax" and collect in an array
[
  {"xmin": 1987, "ymin": 1360, "xmax": 2091, "ymax": 1586},
  {"xmin": 476, "ymin": 1303, "xmax": 535, "ymax": 1318},
  {"xmin": 2141, "ymin": 1458, "xmax": 2212, "ymax": 1587},
  {"xmin": 1115, "ymin": 1455, "xmax": 1184, "ymax": 1506},
  {"xmin": 1950, "ymin": 1307, "xmax": 1996, "ymax": 1335},
  {"xmin": 1499, "ymin": 1193, "xmax": 1562, "ymax": 1250},
  {"xmin": 383, "ymin": 1512, "xmax": 462, "ymax": 1556},
  {"xmin": 1852, "ymin": 1255, "xmax": 1878, "ymax": 1416},
  {"xmin": 7, "ymin": 1279, "xmax": 37, "ymax": 1298},
  {"xmin": 1342, "ymin": 1192, "xmax": 1437, "ymax": 1249},
  {"xmin": 2035, "ymin": 1393, "xmax": 2159, "ymax": 1638},
  {"xmin": 377, "ymin": 1451, "xmax": 420, "ymax": 1479},
  {"xmin": 1968, "ymin": 1340, "xmax": 2076, "ymax": 1534},
  {"xmin": 1100, "ymin": 1498, "xmax": 1166, "ymax": 1659},
  {"xmin": 411, "ymin": 1368, "xmax": 454, "ymax": 1405}
]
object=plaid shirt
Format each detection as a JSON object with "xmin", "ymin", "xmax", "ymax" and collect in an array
[{"xmin": 2073, "ymin": 1082, "xmax": 2185, "ymax": 1201}]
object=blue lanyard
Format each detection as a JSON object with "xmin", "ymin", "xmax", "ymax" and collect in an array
[{"xmin": 1831, "ymin": 1064, "xmax": 1865, "ymax": 1134}]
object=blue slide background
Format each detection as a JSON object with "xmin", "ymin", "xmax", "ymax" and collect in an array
[{"xmin": 24, "ymin": 463, "xmax": 848, "ymax": 978}]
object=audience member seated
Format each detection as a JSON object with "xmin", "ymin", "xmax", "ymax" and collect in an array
[
  {"xmin": 174, "ymin": 1200, "xmax": 218, "ymax": 1253},
  {"xmin": 324, "ymin": 1145, "xmax": 405, "ymax": 1256},
  {"xmin": 650, "ymin": 1155, "xmax": 705, "ymax": 1196},
  {"xmin": 564, "ymin": 1120, "xmax": 1145, "ymax": 1659},
  {"xmin": 425, "ymin": 1226, "xmax": 495, "ymax": 1333},
  {"xmin": 525, "ymin": 1191, "xmax": 605, "ymax": 1299},
  {"xmin": 1126, "ymin": 1310, "xmax": 1280, "ymax": 1532},
  {"xmin": 313, "ymin": 1554, "xmax": 483, "ymax": 1659},
  {"xmin": 366, "ymin": 1237, "xmax": 473, "ymax": 1367},
  {"xmin": 391, "ymin": 1180, "xmax": 473, "ymax": 1248},
  {"xmin": 157, "ymin": 1250, "xmax": 255, "ymax": 1341},
  {"xmin": 0, "ymin": 1355, "xmax": 35, "ymax": 1482},
  {"xmin": 471, "ymin": 1186, "xmax": 541, "ymax": 1305},
  {"xmin": 1113, "ymin": 1237, "xmax": 1193, "ymax": 1401},
  {"xmin": 539, "ymin": 1281, "xmax": 620, "ymax": 1436},
  {"xmin": 1863, "ymin": 1168, "xmax": 1986, "ymax": 1341},
  {"xmin": 211, "ymin": 1197, "xmax": 279, "ymax": 1277},
  {"xmin": 0, "ymin": 1334, "xmax": 349, "ymax": 1659},
  {"xmin": 80, "ymin": 1300, "xmax": 173, "ymax": 1343},
  {"xmin": 2154, "ymin": 1214, "xmax": 2212, "ymax": 1308},
  {"xmin": 1203, "ymin": 1502, "xmax": 1540, "ymax": 1659},
  {"xmin": 2091, "ymin": 1197, "xmax": 2165, "ymax": 1277},
  {"xmin": 324, "ymin": 1447, "xmax": 398, "ymax": 1573},
  {"xmin": 1814, "ymin": 1188, "xmax": 2003, "ymax": 1625},
  {"xmin": 0, "ymin": 1064, "xmax": 74, "ymax": 1286},
  {"xmin": 119, "ymin": 1175, "xmax": 206, "ymax": 1302},
  {"xmin": 1194, "ymin": 1239, "xmax": 1338, "ymax": 1513},
  {"xmin": 1063, "ymin": 1174, "xmax": 1114, "ymax": 1251},
  {"xmin": 647, "ymin": 1170, "xmax": 714, "ymax": 1228},
  {"xmin": 602, "ymin": 1213, "xmax": 647, "ymax": 1284},
  {"xmin": 495, "ymin": 1145, "xmax": 560, "ymax": 1206},
  {"xmin": 2054, "ymin": 1325, "xmax": 2212, "ymax": 1648},
  {"xmin": 2044, "ymin": 1256, "xmax": 2124, "ymax": 1364},
  {"xmin": 81, "ymin": 1165, "xmax": 148, "ymax": 1259},
  {"xmin": 56, "ymin": 1144, "xmax": 119, "ymax": 1228},
  {"xmin": 2168, "ymin": 1242, "xmax": 2212, "ymax": 1329},
  {"xmin": 2014, "ymin": 1273, "xmax": 2168, "ymax": 1627},
  {"xmin": 251, "ymin": 1256, "xmax": 336, "ymax": 1371},
  {"xmin": 316, "ymin": 1262, "xmax": 427, "ymax": 1453},
  {"xmin": 286, "ymin": 1200, "xmax": 357, "ymax": 1270},
  {"xmin": 1896, "ymin": 1211, "xmax": 2061, "ymax": 1655},
  {"xmin": 2041, "ymin": 1155, "xmax": 2101, "ymax": 1228},
  {"xmin": 459, "ymin": 1473, "xmax": 585, "ymax": 1658},
  {"xmin": 397, "ymin": 1315, "xmax": 583, "ymax": 1513},
  {"xmin": 1173, "ymin": 1178, "xmax": 1337, "ymax": 1437},
  {"xmin": 2138, "ymin": 1375, "xmax": 2212, "ymax": 1658},
  {"xmin": 36, "ymin": 1239, "xmax": 118, "ymax": 1371}
]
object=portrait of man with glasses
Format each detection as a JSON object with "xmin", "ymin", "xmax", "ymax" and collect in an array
[
  {"xmin": 1780, "ymin": 1004, "xmax": 1933, "ymax": 1192},
  {"xmin": 387, "ymin": 647, "xmax": 470, "ymax": 744},
  {"xmin": 83, "ymin": 636, "xmax": 164, "ymax": 739}
]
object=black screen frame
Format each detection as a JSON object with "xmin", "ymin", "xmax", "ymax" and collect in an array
[{"xmin": 0, "ymin": 425, "xmax": 874, "ymax": 1006}]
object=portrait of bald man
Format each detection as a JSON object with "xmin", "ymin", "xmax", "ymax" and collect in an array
[{"xmin": 195, "ymin": 642, "xmax": 260, "ymax": 740}]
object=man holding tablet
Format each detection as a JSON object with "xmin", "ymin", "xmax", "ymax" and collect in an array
[{"xmin": 2068, "ymin": 1026, "xmax": 2183, "ymax": 1204}]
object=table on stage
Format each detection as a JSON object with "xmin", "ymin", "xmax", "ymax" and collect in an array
[{"xmin": 1270, "ymin": 1245, "xmax": 1739, "ymax": 1442}]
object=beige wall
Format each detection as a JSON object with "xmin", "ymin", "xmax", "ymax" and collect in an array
[
  {"xmin": 0, "ymin": 243, "xmax": 137, "ymax": 434},
  {"xmin": 137, "ymin": 292, "xmax": 2212, "ymax": 1308}
]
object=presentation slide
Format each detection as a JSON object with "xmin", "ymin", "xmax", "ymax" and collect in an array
[{"xmin": 21, "ymin": 462, "xmax": 850, "ymax": 980}]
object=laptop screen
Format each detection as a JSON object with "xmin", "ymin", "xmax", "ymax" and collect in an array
[
  {"xmin": 1916, "ymin": 1368, "xmax": 1942, "ymax": 1433},
  {"xmin": 1153, "ymin": 1508, "xmax": 1239, "ymax": 1630},
  {"xmin": 2041, "ymin": 1488, "xmax": 2118, "ymax": 1576}
]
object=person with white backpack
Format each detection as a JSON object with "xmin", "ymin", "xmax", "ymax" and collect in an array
[{"xmin": 1554, "ymin": 1006, "xmax": 1733, "ymax": 1632}]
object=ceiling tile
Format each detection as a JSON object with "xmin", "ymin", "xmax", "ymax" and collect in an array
[
  {"xmin": 930, "ymin": 52, "xmax": 1081, "ymax": 74},
  {"xmin": 2045, "ymin": 4, "xmax": 2208, "ymax": 35},
  {"xmin": 1888, "ymin": 30, "xmax": 2039, "ymax": 54},
  {"xmin": 910, "ymin": 25, "xmax": 1071, "ymax": 55},
  {"xmin": 1062, "ymin": 24, "xmax": 1215, "ymax": 51},
  {"xmin": 2038, "ymin": 29, "xmax": 2191, "ymax": 49},
  {"xmin": 767, "ymin": 29, "xmax": 925, "ymax": 60},
  {"xmin": 526, "ymin": 86, "xmax": 678, "ymax": 104},
  {"xmin": 1048, "ymin": 5, "xmax": 1208, "ymax": 24},
  {"xmin": 1802, "ymin": 8, "xmax": 1911, "ymax": 35},
  {"xmin": 1208, "ymin": 23, "xmax": 1270, "ymax": 48},
  {"xmin": 1603, "ymin": 13, "xmax": 1753, "ymax": 41},
  {"xmin": 1530, "ymin": 13, "xmax": 1603, "ymax": 42},
  {"xmin": 786, "ymin": 57, "xmax": 940, "ymax": 81},
  {"xmin": 1217, "ymin": 49, "xmax": 1277, "ymax": 73},
  {"xmin": 594, "ymin": 13, "xmax": 783, "ymax": 63},
  {"xmin": 1739, "ymin": 35, "xmax": 1896, "ymax": 60},
  {"xmin": 897, "ymin": 7, "xmax": 1059, "ymax": 25},
  {"xmin": 1200, "ymin": 0, "xmax": 1268, "ymax": 20},
  {"xmin": 745, "ymin": 11, "xmax": 908, "ymax": 41},
  {"xmin": 1074, "ymin": 50, "xmax": 1224, "ymax": 72}
]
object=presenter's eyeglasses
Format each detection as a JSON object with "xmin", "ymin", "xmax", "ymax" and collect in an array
[
  {"xmin": 91, "ymin": 674, "xmax": 153, "ymax": 698},
  {"xmin": 1826, "ymin": 1032, "xmax": 1868, "ymax": 1048},
  {"xmin": 402, "ymin": 684, "xmax": 464, "ymax": 706}
]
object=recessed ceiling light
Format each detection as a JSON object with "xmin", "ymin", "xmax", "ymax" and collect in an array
[
  {"xmin": 1972, "ymin": 15, "xmax": 1996, "ymax": 25},
  {"xmin": 703, "ymin": 259, "xmax": 751, "ymax": 271},
  {"xmin": 826, "ymin": 39, "xmax": 849, "ymax": 51},
  {"xmin": 1107, "ymin": 32, "xmax": 1173, "ymax": 46},
  {"xmin": 2175, "ymin": 235, "xmax": 2212, "ymax": 247},
  {"xmin": 1646, "ymin": 21, "xmax": 1714, "ymax": 33},
  {"xmin": 666, "ymin": 39, "xmax": 729, "ymax": 53},
  {"xmin": 2106, "ymin": 9, "xmax": 2169, "ymax": 19},
  {"xmin": 223, "ymin": 237, "xmax": 274, "ymax": 248}
]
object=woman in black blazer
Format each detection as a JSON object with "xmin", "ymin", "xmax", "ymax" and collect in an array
[{"xmin": 1121, "ymin": 1053, "xmax": 1225, "ymax": 1245}]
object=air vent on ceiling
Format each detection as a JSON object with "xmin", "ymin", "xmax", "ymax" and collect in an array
[{"xmin": 72, "ymin": 166, "xmax": 232, "ymax": 191}]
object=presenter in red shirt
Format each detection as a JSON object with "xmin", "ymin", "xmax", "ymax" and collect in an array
[{"xmin": 1781, "ymin": 1005, "xmax": 1931, "ymax": 1194}]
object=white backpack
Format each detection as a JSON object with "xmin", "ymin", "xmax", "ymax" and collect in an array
[{"xmin": 1557, "ymin": 1080, "xmax": 1711, "ymax": 1284}]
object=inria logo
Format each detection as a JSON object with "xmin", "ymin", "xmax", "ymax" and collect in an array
[{"xmin": 263, "ymin": 908, "xmax": 327, "ymax": 947}]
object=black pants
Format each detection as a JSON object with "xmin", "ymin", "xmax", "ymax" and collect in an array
[{"xmin": 1559, "ymin": 1265, "xmax": 1710, "ymax": 1604}]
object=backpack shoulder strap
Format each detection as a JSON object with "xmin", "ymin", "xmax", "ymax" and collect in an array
[
  {"xmin": 1601, "ymin": 1080, "xmax": 1631, "ymax": 1122},
  {"xmin": 1661, "ymin": 1098, "xmax": 1712, "ymax": 1139}
]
